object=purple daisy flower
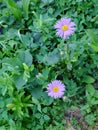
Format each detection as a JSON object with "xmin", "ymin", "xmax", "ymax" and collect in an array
[
  {"xmin": 47, "ymin": 80, "xmax": 65, "ymax": 99},
  {"xmin": 54, "ymin": 18, "xmax": 76, "ymax": 39}
]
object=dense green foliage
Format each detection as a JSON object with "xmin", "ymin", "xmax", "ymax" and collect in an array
[{"xmin": 0, "ymin": 0, "xmax": 98, "ymax": 129}]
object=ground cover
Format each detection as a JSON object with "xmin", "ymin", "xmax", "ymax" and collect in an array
[{"xmin": 0, "ymin": 0, "xmax": 98, "ymax": 129}]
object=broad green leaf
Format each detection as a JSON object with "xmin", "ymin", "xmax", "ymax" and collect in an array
[
  {"xmin": 44, "ymin": 115, "xmax": 50, "ymax": 121},
  {"xmin": 42, "ymin": 92, "xmax": 54, "ymax": 105},
  {"xmin": 35, "ymin": 113, "xmax": 41, "ymax": 119},
  {"xmin": 18, "ymin": 50, "xmax": 33, "ymax": 66},
  {"xmin": 83, "ymin": 76, "xmax": 95, "ymax": 83},
  {"xmin": 5, "ymin": 29, "xmax": 18, "ymax": 40},
  {"xmin": 91, "ymin": 99, "xmax": 98, "ymax": 105},
  {"xmin": 2, "ymin": 111, "xmax": 8, "ymax": 120},
  {"xmin": 31, "ymin": 87, "xmax": 42, "ymax": 99},
  {"xmin": 43, "ymin": 51, "xmax": 60, "ymax": 65},
  {"xmin": 13, "ymin": 74, "xmax": 26, "ymax": 89},
  {"xmin": 86, "ymin": 84, "xmax": 95, "ymax": 96},
  {"xmin": 2, "ymin": 57, "xmax": 22, "ymax": 69},
  {"xmin": 40, "ymin": 117, "xmax": 44, "ymax": 125}
]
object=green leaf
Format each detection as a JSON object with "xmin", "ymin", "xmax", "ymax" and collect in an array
[
  {"xmin": 83, "ymin": 76, "xmax": 95, "ymax": 83},
  {"xmin": 42, "ymin": 107, "xmax": 47, "ymax": 113},
  {"xmin": 43, "ymin": 51, "xmax": 60, "ymax": 65},
  {"xmin": 13, "ymin": 74, "xmax": 26, "ymax": 89},
  {"xmin": 4, "ymin": 29, "xmax": 18, "ymax": 40},
  {"xmin": 3, "ymin": 0, "xmax": 22, "ymax": 19},
  {"xmin": 42, "ymin": 92, "xmax": 54, "ymax": 105},
  {"xmin": 0, "ymin": 98, "xmax": 5, "ymax": 108},
  {"xmin": 86, "ymin": 84, "xmax": 95, "ymax": 96},
  {"xmin": 44, "ymin": 115, "xmax": 50, "ymax": 121},
  {"xmin": 86, "ymin": 29, "xmax": 98, "ymax": 43},
  {"xmin": 0, "ymin": 126, "xmax": 6, "ymax": 130},
  {"xmin": 31, "ymin": 87, "xmax": 42, "ymax": 99},
  {"xmin": 94, "ymin": 91, "xmax": 98, "ymax": 99},
  {"xmin": 40, "ymin": 117, "xmax": 44, "ymax": 125},
  {"xmin": 22, "ymin": 0, "xmax": 30, "ymax": 19},
  {"xmin": 2, "ymin": 111, "xmax": 8, "ymax": 120},
  {"xmin": 9, "ymin": 119, "xmax": 16, "ymax": 130},
  {"xmin": 89, "ymin": 44, "xmax": 98, "ymax": 52},
  {"xmin": 35, "ymin": 113, "xmax": 41, "ymax": 119},
  {"xmin": 42, "ymin": 0, "xmax": 54, "ymax": 4},
  {"xmin": 85, "ymin": 114, "xmax": 96, "ymax": 125},
  {"xmin": 32, "ymin": 97, "xmax": 41, "ymax": 112},
  {"xmin": 37, "ymin": 104, "xmax": 41, "ymax": 112},
  {"xmin": 2, "ymin": 57, "xmax": 22, "ymax": 70},
  {"xmin": 18, "ymin": 50, "xmax": 33, "ymax": 66}
]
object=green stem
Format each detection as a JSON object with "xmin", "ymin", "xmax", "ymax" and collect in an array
[
  {"xmin": 66, "ymin": 41, "xmax": 72, "ymax": 70},
  {"xmin": 66, "ymin": 41, "xmax": 70, "ymax": 61}
]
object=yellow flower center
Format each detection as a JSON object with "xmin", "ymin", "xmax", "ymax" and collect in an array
[
  {"xmin": 62, "ymin": 25, "xmax": 68, "ymax": 31},
  {"xmin": 53, "ymin": 86, "xmax": 59, "ymax": 92}
]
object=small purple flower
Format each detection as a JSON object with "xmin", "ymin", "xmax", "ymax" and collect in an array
[
  {"xmin": 47, "ymin": 80, "xmax": 65, "ymax": 99},
  {"xmin": 54, "ymin": 18, "xmax": 76, "ymax": 39}
]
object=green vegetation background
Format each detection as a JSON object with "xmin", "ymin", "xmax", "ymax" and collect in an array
[{"xmin": 0, "ymin": 0, "xmax": 98, "ymax": 129}]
